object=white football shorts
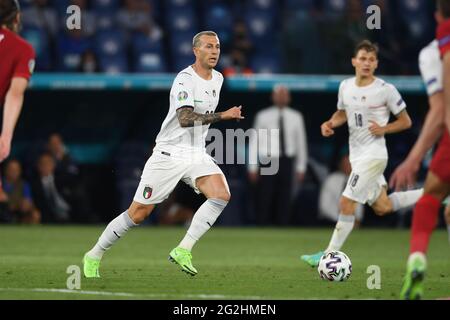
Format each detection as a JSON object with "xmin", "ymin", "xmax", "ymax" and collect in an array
[
  {"xmin": 342, "ymin": 158, "xmax": 388, "ymax": 205},
  {"xmin": 133, "ymin": 148, "xmax": 224, "ymax": 205}
]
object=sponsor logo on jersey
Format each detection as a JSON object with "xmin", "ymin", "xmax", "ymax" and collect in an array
[
  {"xmin": 143, "ymin": 185, "xmax": 153, "ymax": 199},
  {"xmin": 397, "ymin": 98, "xmax": 404, "ymax": 106},
  {"xmin": 177, "ymin": 91, "xmax": 188, "ymax": 101}
]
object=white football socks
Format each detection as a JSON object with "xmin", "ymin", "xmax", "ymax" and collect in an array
[
  {"xmin": 179, "ymin": 198, "xmax": 228, "ymax": 251},
  {"xmin": 87, "ymin": 210, "xmax": 137, "ymax": 259},
  {"xmin": 325, "ymin": 214, "xmax": 355, "ymax": 252},
  {"xmin": 388, "ymin": 188, "xmax": 424, "ymax": 212}
]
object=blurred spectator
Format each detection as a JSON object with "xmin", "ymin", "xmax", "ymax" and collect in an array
[
  {"xmin": 117, "ymin": 0, "xmax": 162, "ymax": 38},
  {"xmin": 78, "ymin": 50, "xmax": 100, "ymax": 73},
  {"xmin": 21, "ymin": 0, "xmax": 58, "ymax": 36},
  {"xmin": 47, "ymin": 133, "xmax": 80, "ymax": 179},
  {"xmin": 248, "ymin": 85, "xmax": 308, "ymax": 225},
  {"xmin": 31, "ymin": 153, "xmax": 71, "ymax": 223},
  {"xmin": 223, "ymin": 20, "xmax": 254, "ymax": 76},
  {"xmin": 1, "ymin": 159, "xmax": 41, "ymax": 224},
  {"xmin": 45, "ymin": 134, "xmax": 97, "ymax": 223},
  {"xmin": 223, "ymin": 48, "xmax": 253, "ymax": 77},
  {"xmin": 318, "ymin": 153, "xmax": 364, "ymax": 226}
]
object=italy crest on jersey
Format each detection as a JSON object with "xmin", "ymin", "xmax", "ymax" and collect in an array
[{"xmin": 143, "ymin": 185, "xmax": 153, "ymax": 199}]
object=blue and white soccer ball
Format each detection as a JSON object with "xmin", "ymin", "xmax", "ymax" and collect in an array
[{"xmin": 318, "ymin": 251, "xmax": 352, "ymax": 282}]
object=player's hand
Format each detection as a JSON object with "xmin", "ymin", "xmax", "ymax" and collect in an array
[
  {"xmin": 321, "ymin": 121, "xmax": 334, "ymax": 137},
  {"xmin": 221, "ymin": 106, "xmax": 245, "ymax": 121},
  {"xmin": 0, "ymin": 136, "xmax": 11, "ymax": 163},
  {"xmin": 389, "ymin": 158, "xmax": 420, "ymax": 191},
  {"xmin": 369, "ymin": 121, "xmax": 385, "ymax": 137}
]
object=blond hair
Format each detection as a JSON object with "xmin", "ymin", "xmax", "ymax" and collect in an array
[{"xmin": 192, "ymin": 31, "xmax": 218, "ymax": 48}]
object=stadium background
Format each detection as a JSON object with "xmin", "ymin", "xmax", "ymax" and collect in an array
[{"xmin": 3, "ymin": 0, "xmax": 442, "ymax": 227}]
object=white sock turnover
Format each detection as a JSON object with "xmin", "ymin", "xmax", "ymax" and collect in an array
[{"xmin": 388, "ymin": 188, "xmax": 424, "ymax": 212}]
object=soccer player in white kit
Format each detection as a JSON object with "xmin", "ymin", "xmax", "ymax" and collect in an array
[
  {"xmin": 301, "ymin": 40, "xmax": 424, "ymax": 267},
  {"xmin": 82, "ymin": 31, "xmax": 244, "ymax": 277}
]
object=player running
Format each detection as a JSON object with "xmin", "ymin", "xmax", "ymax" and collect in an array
[
  {"xmin": 301, "ymin": 40, "xmax": 424, "ymax": 268},
  {"xmin": 399, "ymin": 0, "xmax": 450, "ymax": 300},
  {"xmin": 0, "ymin": 0, "xmax": 35, "ymax": 163},
  {"xmin": 83, "ymin": 31, "xmax": 244, "ymax": 277},
  {"xmin": 389, "ymin": 39, "xmax": 450, "ymax": 247}
]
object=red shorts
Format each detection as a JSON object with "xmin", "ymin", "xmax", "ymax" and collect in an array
[{"xmin": 430, "ymin": 129, "xmax": 450, "ymax": 184}]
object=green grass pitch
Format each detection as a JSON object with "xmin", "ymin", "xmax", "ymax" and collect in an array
[{"xmin": 0, "ymin": 225, "xmax": 449, "ymax": 300}]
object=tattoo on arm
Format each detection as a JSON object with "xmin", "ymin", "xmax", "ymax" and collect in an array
[{"xmin": 176, "ymin": 107, "xmax": 222, "ymax": 127}]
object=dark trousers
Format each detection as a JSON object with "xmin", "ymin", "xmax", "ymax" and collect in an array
[{"xmin": 254, "ymin": 156, "xmax": 295, "ymax": 226}]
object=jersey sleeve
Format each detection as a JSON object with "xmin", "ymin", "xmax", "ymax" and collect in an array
[
  {"xmin": 386, "ymin": 84, "xmax": 406, "ymax": 116},
  {"xmin": 437, "ymin": 19, "xmax": 450, "ymax": 57},
  {"xmin": 13, "ymin": 42, "xmax": 36, "ymax": 81},
  {"xmin": 419, "ymin": 42, "xmax": 443, "ymax": 97},
  {"xmin": 172, "ymin": 73, "xmax": 195, "ymax": 110},
  {"xmin": 337, "ymin": 81, "xmax": 345, "ymax": 110}
]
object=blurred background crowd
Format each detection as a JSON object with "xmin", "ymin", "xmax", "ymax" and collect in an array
[{"xmin": 20, "ymin": 0, "xmax": 435, "ymax": 75}]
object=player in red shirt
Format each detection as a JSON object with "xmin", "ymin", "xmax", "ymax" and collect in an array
[
  {"xmin": 400, "ymin": 0, "xmax": 450, "ymax": 300},
  {"xmin": 0, "ymin": 0, "xmax": 35, "ymax": 163}
]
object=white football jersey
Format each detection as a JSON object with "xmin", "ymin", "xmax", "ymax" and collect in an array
[
  {"xmin": 155, "ymin": 66, "xmax": 224, "ymax": 153},
  {"xmin": 419, "ymin": 40, "xmax": 443, "ymax": 97},
  {"xmin": 337, "ymin": 77, "xmax": 407, "ymax": 163}
]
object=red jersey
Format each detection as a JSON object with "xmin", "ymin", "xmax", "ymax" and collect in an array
[
  {"xmin": 432, "ymin": 20, "xmax": 450, "ymax": 183},
  {"xmin": 0, "ymin": 27, "xmax": 35, "ymax": 105}
]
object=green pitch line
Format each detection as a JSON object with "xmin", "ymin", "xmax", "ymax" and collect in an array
[{"xmin": 0, "ymin": 225, "xmax": 448, "ymax": 300}]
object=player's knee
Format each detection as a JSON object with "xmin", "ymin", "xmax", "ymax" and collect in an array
[
  {"xmin": 339, "ymin": 197, "xmax": 354, "ymax": 214},
  {"xmin": 128, "ymin": 203, "xmax": 153, "ymax": 224},
  {"xmin": 373, "ymin": 203, "xmax": 392, "ymax": 216},
  {"xmin": 216, "ymin": 189, "xmax": 231, "ymax": 202}
]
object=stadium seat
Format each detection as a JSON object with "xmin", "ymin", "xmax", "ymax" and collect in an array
[
  {"xmin": 244, "ymin": 11, "xmax": 276, "ymax": 50},
  {"xmin": 250, "ymin": 54, "xmax": 281, "ymax": 74},
  {"xmin": 21, "ymin": 27, "xmax": 52, "ymax": 71},
  {"xmin": 165, "ymin": 9, "xmax": 198, "ymax": 33},
  {"xmin": 94, "ymin": 11, "xmax": 117, "ymax": 31},
  {"xmin": 98, "ymin": 55, "xmax": 129, "ymax": 74},
  {"xmin": 132, "ymin": 34, "xmax": 167, "ymax": 73},
  {"xmin": 284, "ymin": 0, "xmax": 315, "ymax": 11},
  {"xmin": 322, "ymin": 0, "xmax": 347, "ymax": 16},
  {"xmin": 94, "ymin": 30, "xmax": 127, "ymax": 58},
  {"xmin": 91, "ymin": 0, "xmax": 120, "ymax": 11},
  {"xmin": 169, "ymin": 33, "xmax": 195, "ymax": 71},
  {"xmin": 57, "ymin": 33, "xmax": 92, "ymax": 72}
]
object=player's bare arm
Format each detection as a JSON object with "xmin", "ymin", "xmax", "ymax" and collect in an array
[
  {"xmin": 321, "ymin": 110, "xmax": 347, "ymax": 137},
  {"xmin": 369, "ymin": 110, "xmax": 412, "ymax": 137},
  {"xmin": 0, "ymin": 77, "xmax": 28, "ymax": 162},
  {"xmin": 443, "ymin": 52, "xmax": 450, "ymax": 132},
  {"xmin": 177, "ymin": 105, "xmax": 244, "ymax": 127},
  {"xmin": 389, "ymin": 92, "xmax": 446, "ymax": 190}
]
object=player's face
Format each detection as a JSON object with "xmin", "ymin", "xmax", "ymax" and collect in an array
[
  {"xmin": 352, "ymin": 50, "xmax": 378, "ymax": 78},
  {"xmin": 194, "ymin": 35, "xmax": 221, "ymax": 69}
]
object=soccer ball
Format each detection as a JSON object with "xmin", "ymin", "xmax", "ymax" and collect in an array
[{"xmin": 317, "ymin": 251, "xmax": 352, "ymax": 281}]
